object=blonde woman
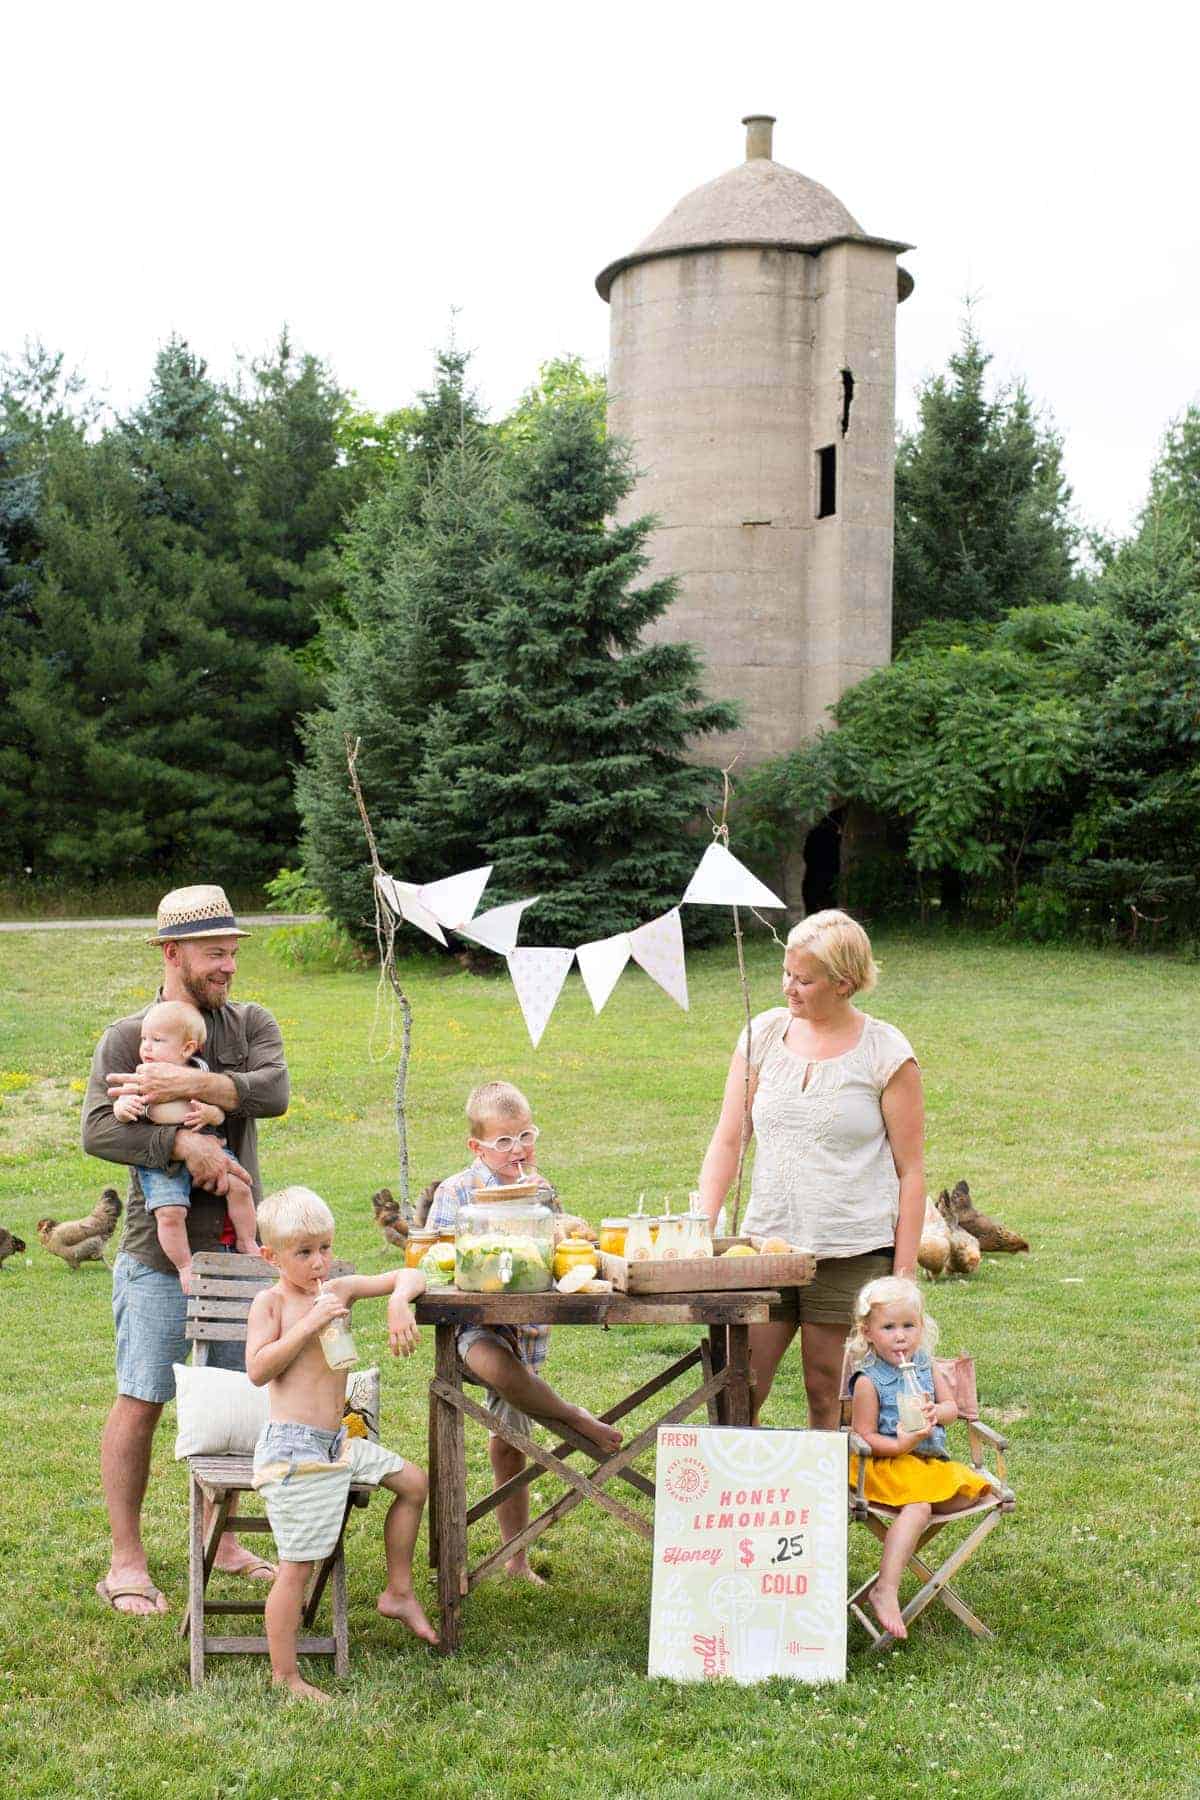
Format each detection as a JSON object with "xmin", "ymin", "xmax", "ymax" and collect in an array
[{"xmin": 698, "ymin": 910, "xmax": 924, "ymax": 1429}]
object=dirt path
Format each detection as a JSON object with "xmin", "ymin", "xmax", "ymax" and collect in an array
[{"xmin": 0, "ymin": 913, "xmax": 321, "ymax": 933}]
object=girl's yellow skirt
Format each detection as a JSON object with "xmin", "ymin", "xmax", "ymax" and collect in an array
[{"xmin": 848, "ymin": 1453, "xmax": 994, "ymax": 1508}]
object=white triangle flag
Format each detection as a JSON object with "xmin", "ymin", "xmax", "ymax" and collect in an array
[
  {"xmin": 375, "ymin": 873, "xmax": 402, "ymax": 916},
  {"xmin": 419, "ymin": 865, "xmax": 492, "ymax": 928},
  {"xmin": 456, "ymin": 897, "xmax": 539, "ymax": 956},
  {"xmin": 506, "ymin": 948, "xmax": 574, "ymax": 1048},
  {"xmin": 681, "ymin": 842, "xmax": 786, "ymax": 909},
  {"xmin": 389, "ymin": 877, "xmax": 447, "ymax": 946},
  {"xmin": 628, "ymin": 908, "xmax": 689, "ymax": 1011},
  {"xmin": 575, "ymin": 933, "xmax": 632, "ymax": 1015}
]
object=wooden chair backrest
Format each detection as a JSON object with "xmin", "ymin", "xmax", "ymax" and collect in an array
[
  {"xmin": 186, "ymin": 1249, "xmax": 354, "ymax": 1356},
  {"xmin": 840, "ymin": 1351, "xmax": 980, "ymax": 1425}
]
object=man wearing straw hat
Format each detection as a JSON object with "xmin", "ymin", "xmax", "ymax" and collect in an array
[{"xmin": 82, "ymin": 884, "xmax": 290, "ymax": 1615}]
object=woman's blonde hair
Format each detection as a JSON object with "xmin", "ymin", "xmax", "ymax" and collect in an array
[
  {"xmin": 845, "ymin": 1275, "xmax": 939, "ymax": 1367},
  {"xmin": 786, "ymin": 909, "xmax": 879, "ymax": 996},
  {"xmin": 257, "ymin": 1185, "xmax": 335, "ymax": 1249}
]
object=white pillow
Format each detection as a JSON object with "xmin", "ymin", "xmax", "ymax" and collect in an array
[{"xmin": 173, "ymin": 1363, "xmax": 270, "ymax": 1459}]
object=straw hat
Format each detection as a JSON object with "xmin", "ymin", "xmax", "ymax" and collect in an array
[{"xmin": 148, "ymin": 885, "xmax": 250, "ymax": 945}]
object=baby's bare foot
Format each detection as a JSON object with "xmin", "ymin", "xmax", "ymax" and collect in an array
[
  {"xmin": 869, "ymin": 1584, "xmax": 907, "ymax": 1640},
  {"xmin": 236, "ymin": 1240, "xmax": 264, "ymax": 1258},
  {"xmin": 377, "ymin": 1588, "xmax": 439, "ymax": 1644},
  {"xmin": 569, "ymin": 1406, "xmax": 623, "ymax": 1456},
  {"xmin": 275, "ymin": 1673, "xmax": 332, "ymax": 1704}
]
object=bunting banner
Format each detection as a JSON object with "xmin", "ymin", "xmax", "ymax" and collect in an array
[
  {"xmin": 377, "ymin": 875, "xmax": 447, "ymax": 946},
  {"xmin": 419, "ymin": 865, "xmax": 492, "ymax": 930},
  {"xmin": 575, "ymin": 932, "xmax": 633, "ymax": 1015},
  {"xmin": 506, "ymin": 947, "xmax": 575, "ymax": 1047},
  {"xmin": 456, "ymin": 897, "xmax": 539, "ymax": 956},
  {"xmin": 629, "ymin": 908, "xmax": 689, "ymax": 1011},
  {"xmin": 681, "ymin": 842, "xmax": 786, "ymax": 910}
]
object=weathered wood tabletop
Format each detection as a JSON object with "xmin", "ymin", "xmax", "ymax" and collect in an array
[{"xmin": 413, "ymin": 1286, "xmax": 783, "ymax": 1653}]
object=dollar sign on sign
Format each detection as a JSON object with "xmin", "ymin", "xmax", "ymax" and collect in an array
[{"xmin": 739, "ymin": 1537, "xmax": 754, "ymax": 1568}]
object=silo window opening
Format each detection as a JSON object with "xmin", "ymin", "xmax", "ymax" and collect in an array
[
  {"xmin": 816, "ymin": 445, "xmax": 837, "ymax": 519},
  {"xmin": 840, "ymin": 368, "xmax": 854, "ymax": 436}
]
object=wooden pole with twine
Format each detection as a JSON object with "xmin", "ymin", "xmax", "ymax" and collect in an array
[
  {"xmin": 711, "ymin": 763, "xmax": 754, "ymax": 1235},
  {"xmin": 345, "ymin": 734, "xmax": 413, "ymax": 1218}
]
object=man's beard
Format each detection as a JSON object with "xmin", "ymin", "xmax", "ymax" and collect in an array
[{"xmin": 178, "ymin": 957, "xmax": 232, "ymax": 1011}]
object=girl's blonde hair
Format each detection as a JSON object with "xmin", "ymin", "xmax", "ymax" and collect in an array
[
  {"xmin": 257, "ymin": 1185, "xmax": 335, "ymax": 1249},
  {"xmin": 785, "ymin": 909, "xmax": 879, "ymax": 996},
  {"xmin": 845, "ymin": 1275, "xmax": 939, "ymax": 1367}
]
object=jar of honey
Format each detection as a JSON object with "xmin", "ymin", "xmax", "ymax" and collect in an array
[
  {"xmin": 405, "ymin": 1227, "xmax": 438, "ymax": 1269},
  {"xmin": 599, "ymin": 1217, "xmax": 629, "ymax": 1256},
  {"xmin": 553, "ymin": 1237, "xmax": 599, "ymax": 1281}
]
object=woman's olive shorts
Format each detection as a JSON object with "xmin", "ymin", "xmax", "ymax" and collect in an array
[{"xmin": 794, "ymin": 1247, "xmax": 893, "ymax": 1326}]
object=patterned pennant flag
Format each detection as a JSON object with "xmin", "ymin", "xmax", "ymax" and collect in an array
[
  {"xmin": 681, "ymin": 842, "xmax": 786, "ymax": 909},
  {"xmin": 629, "ymin": 908, "xmax": 689, "ymax": 1011},
  {"xmin": 419, "ymin": 865, "xmax": 493, "ymax": 928},
  {"xmin": 456, "ymin": 898, "xmax": 539, "ymax": 956},
  {"xmin": 575, "ymin": 933, "xmax": 632, "ymax": 1015},
  {"xmin": 506, "ymin": 948, "xmax": 575, "ymax": 1048}
]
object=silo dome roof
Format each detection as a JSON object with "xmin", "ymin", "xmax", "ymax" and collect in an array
[{"xmin": 596, "ymin": 117, "xmax": 912, "ymax": 301}]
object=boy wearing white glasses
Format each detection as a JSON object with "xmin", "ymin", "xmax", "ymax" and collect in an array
[{"xmin": 426, "ymin": 1080, "xmax": 621, "ymax": 1582}]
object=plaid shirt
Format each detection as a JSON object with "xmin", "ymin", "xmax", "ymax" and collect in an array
[{"xmin": 429, "ymin": 1159, "xmax": 551, "ymax": 1373}]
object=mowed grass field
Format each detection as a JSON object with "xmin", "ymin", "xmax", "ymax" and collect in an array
[{"xmin": 0, "ymin": 925, "xmax": 1196, "ymax": 1799}]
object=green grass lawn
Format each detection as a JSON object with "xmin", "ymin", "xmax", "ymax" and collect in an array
[{"xmin": 0, "ymin": 926, "xmax": 1196, "ymax": 1798}]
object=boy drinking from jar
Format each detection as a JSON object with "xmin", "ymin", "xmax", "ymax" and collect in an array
[
  {"xmin": 245, "ymin": 1185, "xmax": 437, "ymax": 1701},
  {"xmin": 426, "ymin": 1081, "xmax": 622, "ymax": 1582}
]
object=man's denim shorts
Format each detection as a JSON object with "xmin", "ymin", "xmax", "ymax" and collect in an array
[{"xmin": 112, "ymin": 1250, "xmax": 243, "ymax": 1404}]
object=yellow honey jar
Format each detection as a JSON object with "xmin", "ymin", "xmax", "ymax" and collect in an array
[
  {"xmin": 405, "ymin": 1228, "xmax": 437, "ymax": 1270},
  {"xmin": 553, "ymin": 1237, "xmax": 599, "ymax": 1281},
  {"xmin": 598, "ymin": 1218, "xmax": 630, "ymax": 1256}
]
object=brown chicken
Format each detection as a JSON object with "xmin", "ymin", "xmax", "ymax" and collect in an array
[
  {"xmin": 37, "ymin": 1187, "xmax": 123, "ymax": 1271},
  {"xmin": 0, "ymin": 1228, "xmax": 26, "ymax": 1270},
  {"xmin": 937, "ymin": 1181, "xmax": 1029, "ymax": 1254},
  {"xmin": 371, "ymin": 1187, "xmax": 411, "ymax": 1251}
]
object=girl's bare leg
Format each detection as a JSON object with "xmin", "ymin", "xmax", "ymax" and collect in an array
[
  {"xmin": 870, "ymin": 1501, "xmax": 932, "ymax": 1639},
  {"xmin": 265, "ymin": 1560, "xmax": 330, "ymax": 1702}
]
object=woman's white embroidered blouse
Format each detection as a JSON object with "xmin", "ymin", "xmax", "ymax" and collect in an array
[{"xmin": 737, "ymin": 1007, "xmax": 917, "ymax": 1258}]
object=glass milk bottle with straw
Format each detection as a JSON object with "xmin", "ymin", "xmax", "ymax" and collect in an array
[
  {"xmin": 684, "ymin": 1192, "xmax": 714, "ymax": 1258},
  {"xmin": 624, "ymin": 1193, "xmax": 654, "ymax": 1262},
  {"xmin": 896, "ymin": 1358, "xmax": 928, "ymax": 1434},
  {"xmin": 655, "ymin": 1198, "xmax": 688, "ymax": 1262},
  {"xmin": 318, "ymin": 1286, "xmax": 357, "ymax": 1371}
]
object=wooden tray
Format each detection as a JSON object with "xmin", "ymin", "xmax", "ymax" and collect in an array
[{"xmin": 598, "ymin": 1237, "xmax": 815, "ymax": 1294}]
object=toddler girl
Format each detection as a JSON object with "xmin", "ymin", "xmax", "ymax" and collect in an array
[{"xmin": 848, "ymin": 1275, "xmax": 995, "ymax": 1640}]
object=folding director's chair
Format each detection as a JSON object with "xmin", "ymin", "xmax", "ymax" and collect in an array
[
  {"xmin": 180, "ymin": 1250, "xmax": 378, "ymax": 1687},
  {"xmin": 844, "ymin": 1353, "xmax": 1015, "ymax": 1650}
]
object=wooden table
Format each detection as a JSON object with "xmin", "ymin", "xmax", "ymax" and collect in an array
[{"xmin": 414, "ymin": 1286, "xmax": 781, "ymax": 1653}]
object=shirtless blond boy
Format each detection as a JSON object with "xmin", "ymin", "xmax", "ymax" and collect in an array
[
  {"xmin": 112, "ymin": 999, "xmax": 259, "ymax": 1264},
  {"xmin": 426, "ymin": 1080, "xmax": 622, "ymax": 1582},
  {"xmin": 246, "ymin": 1185, "xmax": 436, "ymax": 1701}
]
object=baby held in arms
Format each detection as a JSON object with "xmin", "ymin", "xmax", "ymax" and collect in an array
[{"xmin": 245, "ymin": 1185, "xmax": 436, "ymax": 1703}]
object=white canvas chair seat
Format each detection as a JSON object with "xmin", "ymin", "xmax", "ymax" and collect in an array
[
  {"xmin": 180, "ymin": 1251, "xmax": 375, "ymax": 1687},
  {"xmin": 842, "ymin": 1351, "xmax": 1015, "ymax": 1650}
]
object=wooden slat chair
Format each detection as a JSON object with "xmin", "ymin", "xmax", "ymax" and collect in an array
[
  {"xmin": 843, "ymin": 1352, "xmax": 1015, "ymax": 1650},
  {"xmin": 180, "ymin": 1250, "xmax": 378, "ymax": 1687}
]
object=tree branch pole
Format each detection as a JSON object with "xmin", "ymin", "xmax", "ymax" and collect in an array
[
  {"xmin": 345, "ymin": 734, "xmax": 413, "ymax": 1217},
  {"xmin": 713, "ymin": 763, "xmax": 753, "ymax": 1236}
]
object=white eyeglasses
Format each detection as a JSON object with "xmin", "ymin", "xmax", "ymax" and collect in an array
[{"xmin": 475, "ymin": 1126, "xmax": 540, "ymax": 1155}]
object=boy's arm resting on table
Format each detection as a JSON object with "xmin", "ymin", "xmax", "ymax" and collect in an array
[
  {"xmin": 327, "ymin": 1268, "xmax": 426, "ymax": 1357},
  {"xmin": 223, "ymin": 1007, "xmax": 289, "ymax": 1120},
  {"xmin": 245, "ymin": 1286, "xmax": 346, "ymax": 1386},
  {"xmin": 849, "ymin": 1372, "xmax": 931, "ymax": 1457}
]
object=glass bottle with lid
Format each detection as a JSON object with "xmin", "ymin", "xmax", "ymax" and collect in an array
[
  {"xmin": 454, "ymin": 1197, "xmax": 555, "ymax": 1293},
  {"xmin": 405, "ymin": 1226, "xmax": 438, "ymax": 1270},
  {"xmin": 896, "ymin": 1358, "xmax": 928, "ymax": 1434},
  {"xmin": 318, "ymin": 1285, "xmax": 358, "ymax": 1371}
]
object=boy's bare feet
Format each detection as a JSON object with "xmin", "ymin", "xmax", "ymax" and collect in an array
[
  {"xmin": 274, "ymin": 1673, "xmax": 333, "ymax": 1704},
  {"xmin": 505, "ymin": 1559, "xmax": 547, "ymax": 1586},
  {"xmin": 377, "ymin": 1588, "xmax": 439, "ymax": 1644},
  {"xmin": 868, "ymin": 1583, "xmax": 907, "ymax": 1640},
  {"xmin": 568, "ymin": 1406, "xmax": 623, "ymax": 1457}
]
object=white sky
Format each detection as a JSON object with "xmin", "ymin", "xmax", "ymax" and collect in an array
[{"xmin": 7, "ymin": 0, "xmax": 1197, "ymax": 540}]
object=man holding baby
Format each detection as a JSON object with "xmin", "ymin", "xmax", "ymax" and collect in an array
[{"xmin": 82, "ymin": 884, "xmax": 289, "ymax": 1616}]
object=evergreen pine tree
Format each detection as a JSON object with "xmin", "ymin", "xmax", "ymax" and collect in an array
[
  {"xmin": 397, "ymin": 399, "xmax": 739, "ymax": 945},
  {"xmin": 893, "ymin": 313, "xmax": 1079, "ymax": 644}
]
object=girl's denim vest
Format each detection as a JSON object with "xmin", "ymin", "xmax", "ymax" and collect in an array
[{"xmin": 855, "ymin": 1349, "xmax": 949, "ymax": 1459}]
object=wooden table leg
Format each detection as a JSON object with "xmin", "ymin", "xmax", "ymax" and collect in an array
[
  {"xmin": 725, "ymin": 1323, "xmax": 752, "ymax": 1427},
  {"xmin": 427, "ymin": 1384, "xmax": 440, "ymax": 1569},
  {"xmin": 708, "ymin": 1324, "xmax": 729, "ymax": 1425},
  {"xmin": 433, "ymin": 1323, "xmax": 467, "ymax": 1654}
]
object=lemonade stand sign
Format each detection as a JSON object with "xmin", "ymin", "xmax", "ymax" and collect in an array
[{"xmin": 648, "ymin": 1426, "xmax": 846, "ymax": 1683}]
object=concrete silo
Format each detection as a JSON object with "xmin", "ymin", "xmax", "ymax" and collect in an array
[{"xmin": 596, "ymin": 114, "xmax": 913, "ymax": 776}]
